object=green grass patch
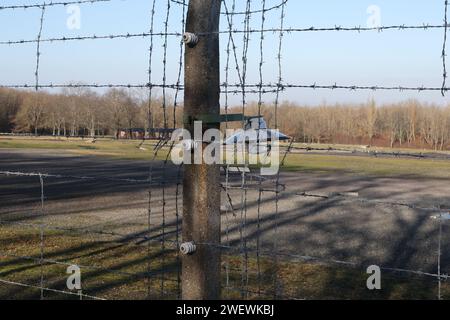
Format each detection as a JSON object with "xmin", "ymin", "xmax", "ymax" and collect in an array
[
  {"xmin": 283, "ymin": 153, "xmax": 450, "ymax": 178},
  {"xmin": 1, "ymin": 137, "xmax": 450, "ymax": 178},
  {"xmin": 0, "ymin": 226, "xmax": 447, "ymax": 300},
  {"xmin": 0, "ymin": 137, "xmax": 169, "ymax": 161}
]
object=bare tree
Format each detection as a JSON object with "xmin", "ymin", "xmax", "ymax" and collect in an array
[{"xmin": 14, "ymin": 92, "xmax": 46, "ymax": 135}]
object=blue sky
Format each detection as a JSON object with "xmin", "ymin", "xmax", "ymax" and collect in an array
[{"xmin": 0, "ymin": 0, "xmax": 449, "ymax": 106}]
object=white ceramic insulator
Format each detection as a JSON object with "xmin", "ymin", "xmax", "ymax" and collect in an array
[
  {"xmin": 183, "ymin": 32, "xmax": 199, "ymax": 46},
  {"xmin": 180, "ymin": 242, "xmax": 197, "ymax": 255}
]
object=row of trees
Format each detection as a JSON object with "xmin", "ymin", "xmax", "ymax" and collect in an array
[
  {"xmin": 0, "ymin": 88, "xmax": 449, "ymax": 150},
  {"xmin": 0, "ymin": 87, "xmax": 177, "ymax": 138},
  {"xmin": 229, "ymin": 99, "xmax": 450, "ymax": 150}
]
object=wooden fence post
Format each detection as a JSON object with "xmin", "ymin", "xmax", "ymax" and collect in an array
[{"xmin": 182, "ymin": 0, "xmax": 222, "ymax": 300}]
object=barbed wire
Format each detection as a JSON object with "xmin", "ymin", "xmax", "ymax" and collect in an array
[
  {"xmin": 442, "ymin": 0, "xmax": 449, "ymax": 96},
  {"xmin": 1, "ymin": 23, "xmax": 448, "ymax": 47},
  {"xmin": 2, "ymin": 82, "xmax": 449, "ymax": 93},
  {"xmin": 438, "ymin": 207, "xmax": 444, "ymax": 300},
  {"xmin": 238, "ymin": 0, "xmax": 252, "ymax": 299},
  {"xmin": 222, "ymin": 0, "xmax": 237, "ymax": 299},
  {"xmin": 293, "ymin": 191, "xmax": 450, "ymax": 213},
  {"xmin": 171, "ymin": 0, "xmax": 288, "ymax": 16},
  {"xmin": 0, "ymin": 0, "xmax": 112, "ymax": 11},
  {"xmin": 0, "ymin": 83, "xmax": 182, "ymax": 89},
  {"xmin": 1, "ymin": 164, "xmax": 449, "ymax": 299},
  {"xmin": 0, "ymin": 170, "xmax": 172, "ymax": 184},
  {"xmin": 200, "ymin": 242, "xmax": 450, "ymax": 281},
  {"xmin": 0, "ymin": 250, "xmax": 179, "ymax": 283},
  {"xmin": 284, "ymin": 145, "xmax": 450, "ymax": 160},
  {"xmin": 3, "ymin": 168, "xmax": 448, "ymax": 213},
  {"xmin": 0, "ymin": 278, "xmax": 104, "ymax": 300},
  {"xmin": 146, "ymin": 0, "xmax": 157, "ymax": 300},
  {"xmin": 0, "ymin": 169, "xmax": 181, "ymax": 299},
  {"xmin": 0, "ymin": 24, "xmax": 448, "ymax": 49},
  {"xmin": 1, "ymin": 0, "xmax": 449, "ymax": 301},
  {"xmin": 1, "ymin": 215, "xmax": 448, "ymax": 286},
  {"xmin": 255, "ymin": 0, "xmax": 267, "ymax": 298},
  {"xmin": 0, "ymin": 218, "xmax": 178, "ymax": 247}
]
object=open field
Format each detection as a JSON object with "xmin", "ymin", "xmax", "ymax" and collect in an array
[
  {"xmin": 2, "ymin": 0, "xmax": 450, "ymax": 303},
  {"xmin": 283, "ymin": 153, "xmax": 450, "ymax": 178},
  {"xmin": 0, "ymin": 145, "xmax": 449, "ymax": 299},
  {"xmin": 1, "ymin": 137, "xmax": 450, "ymax": 178},
  {"xmin": 1, "ymin": 226, "xmax": 448, "ymax": 300},
  {"xmin": 0, "ymin": 137, "xmax": 168, "ymax": 161}
]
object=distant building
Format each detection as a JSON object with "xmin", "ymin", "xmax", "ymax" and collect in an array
[
  {"xmin": 117, "ymin": 128, "xmax": 145, "ymax": 140},
  {"xmin": 117, "ymin": 128, "xmax": 175, "ymax": 140}
]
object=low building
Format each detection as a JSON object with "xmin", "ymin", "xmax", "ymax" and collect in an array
[
  {"xmin": 117, "ymin": 128, "xmax": 175, "ymax": 140},
  {"xmin": 117, "ymin": 128, "xmax": 145, "ymax": 140}
]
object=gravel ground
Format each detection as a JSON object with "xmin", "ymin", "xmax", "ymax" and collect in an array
[{"xmin": 1, "ymin": 149, "xmax": 449, "ymax": 275}]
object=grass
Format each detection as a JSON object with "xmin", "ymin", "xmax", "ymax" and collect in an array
[
  {"xmin": 1, "ymin": 138, "xmax": 449, "ymax": 299},
  {"xmin": 283, "ymin": 153, "xmax": 450, "ymax": 178},
  {"xmin": 1, "ymin": 137, "xmax": 450, "ymax": 178},
  {"xmin": 1, "ymin": 138, "xmax": 449, "ymax": 300},
  {"xmin": 0, "ymin": 226, "xmax": 179, "ymax": 300},
  {"xmin": 0, "ymin": 225, "xmax": 447, "ymax": 300},
  {"xmin": 0, "ymin": 137, "xmax": 169, "ymax": 161},
  {"xmin": 292, "ymin": 142, "xmax": 450, "ymax": 155}
]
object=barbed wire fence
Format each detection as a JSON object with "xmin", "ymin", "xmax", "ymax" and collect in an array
[{"xmin": 0, "ymin": 0, "xmax": 449, "ymax": 300}]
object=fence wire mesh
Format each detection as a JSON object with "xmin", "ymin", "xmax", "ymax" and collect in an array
[{"xmin": 0, "ymin": 0, "xmax": 449, "ymax": 300}]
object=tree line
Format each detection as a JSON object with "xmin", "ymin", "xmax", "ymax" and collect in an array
[
  {"xmin": 0, "ymin": 87, "xmax": 178, "ymax": 138},
  {"xmin": 231, "ymin": 99, "xmax": 450, "ymax": 151},
  {"xmin": 0, "ymin": 88, "xmax": 449, "ymax": 150}
]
